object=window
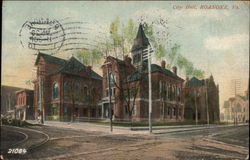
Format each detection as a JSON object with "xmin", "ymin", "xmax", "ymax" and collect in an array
[
  {"xmin": 84, "ymin": 86, "xmax": 88, "ymax": 101},
  {"xmin": 53, "ymin": 82, "xmax": 59, "ymax": 99},
  {"xmin": 168, "ymin": 107, "xmax": 171, "ymax": 116},
  {"xmin": 132, "ymin": 105, "xmax": 136, "ymax": 116},
  {"xmin": 159, "ymin": 80, "xmax": 162, "ymax": 94},
  {"xmin": 113, "ymin": 88, "xmax": 116, "ymax": 96},
  {"xmin": 106, "ymin": 89, "xmax": 109, "ymax": 97},
  {"xmin": 83, "ymin": 108, "xmax": 88, "ymax": 117},
  {"xmin": 91, "ymin": 109, "xmax": 96, "ymax": 117},
  {"xmin": 51, "ymin": 103, "xmax": 59, "ymax": 116},
  {"xmin": 64, "ymin": 106, "xmax": 67, "ymax": 114},
  {"xmin": 173, "ymin": 108, "xmax": 175, "ymax": 116},
  {"xmin": 63, "ymin": 82, "xmax": 69, "ymax": 98},
  {"xmin": 133, "ymin": 54, "xmax": 141, "ymax": 63},
  {"xmin": 108, "ymin": 73, "xmax": 116, "ymax": 85}
]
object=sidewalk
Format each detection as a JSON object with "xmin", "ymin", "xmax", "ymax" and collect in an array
[
  {"xmin": 27, "ymin": 120, "xmax": 148, "ymax": 135},
  {"xmin": 26, "ymin": 120, "xmax": 248, "ymax": 135}
]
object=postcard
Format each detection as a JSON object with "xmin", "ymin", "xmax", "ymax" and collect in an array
[{"xmin": 1, "ymin": 1, "xmax": 249, "ymax": 160}]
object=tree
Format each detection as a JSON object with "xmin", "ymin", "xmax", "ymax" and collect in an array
[
  {"xmin": 64, "ymin": 79, "xmax": 80, "ymax": 122},
  {"xmin": 75, "ymin": 48, "xmax": 103, "ymax": 67},
  {"xmin": 140, "ymin": 21, "xmax": 205, "ymax": 79},
  {"xmin": 108, "ymin": 63, "xmax": 145, "ymax": 126}
]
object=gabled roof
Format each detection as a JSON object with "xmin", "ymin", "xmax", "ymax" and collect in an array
[
  {"xmin": 189, "ymin": 77, "xmax": 205, "ymax": 88},
  {"xmin": 60, "ymin": 56, "xmax": 87, "ymax": 73},
  {"xmin": 35, "ymin": 52, "xmax": 67, "ymax": 66},
  {"xmin": 131, "ymin": 24, "xmax": 150, "ymax": 52},
  {"xmin": 36, "ymin": 53, "xmax": 102, "ymax": 80},
  {"xmin": 127, "ymin": 63, "xmax": 184, "ymax": 82},
  {"xmin": 106, "ymin": 56, "xmax": 126, "ymax": 65}
]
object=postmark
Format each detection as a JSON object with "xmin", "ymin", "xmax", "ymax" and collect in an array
[
  {"xmin": 19, "ymin": 18, "xmax": 96, "ymax": 54},
  {"xmin": 19, "ymin": 18, "xmax": 65, "ymax": 54}
]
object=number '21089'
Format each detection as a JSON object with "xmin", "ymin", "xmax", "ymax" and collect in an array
[{"xmin": 8, "ymin": 148, "xmax": 27, "ymax": 154}]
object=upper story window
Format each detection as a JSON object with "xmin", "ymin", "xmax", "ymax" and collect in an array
[
  {"xmin": 133, "ymin": 54, "xmax": 141, "ymax": 64},
  {"xmin": 107, "ymin": 73, "xmax": 116, "ymax": 85},
  {"xmin": 83, "ymin": 86, "xmax": 88, "ymax": 101},
  {"xmin": 53, "ymin": 82, "xmax": 59, "ymax": 99}
]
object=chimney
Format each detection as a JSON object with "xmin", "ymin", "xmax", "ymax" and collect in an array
[
  {"xmin": 161, "ymin": 60, "xmax": 166, "ymax": 69},
  {"xmin": 124, "ymin": 55, "xmax": 132, "ymax": 65},
  {"xmin": 87, "ymin": 65, "xmax": 92, "ymax": 71},
  {"xmin": 172, "ymin": 66, "xmax": 177, "ymax": 75}
]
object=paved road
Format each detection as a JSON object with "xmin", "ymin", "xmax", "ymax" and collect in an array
[{"xmin": 0, "ymin": 124, "xmax": 249, "ymax": 160}]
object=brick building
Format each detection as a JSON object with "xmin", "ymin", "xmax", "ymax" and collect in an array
[
  {"xmin": 223, "ymin": 82, "xmax": 249, "ymax": 123},
  {"xmin": 184, "ymin": 76, "xmax": 220, "ymax": 123},
  {"xmin": 101, "ymin": 24, "xmax": 185, "ymax": 121},
  {"xmin": 33, "ymin": 53, "xmax": 102, "ymax": 121},
  {"xmin": 1, "ymin": 85, "xmax": 24, "ymax": 114},
  {"xmin": 15, "ymin": 89, "xmax": 34, "ymax": 120}
]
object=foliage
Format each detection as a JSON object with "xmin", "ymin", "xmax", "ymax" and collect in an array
[
  {"xmin": 109, "ymin": 17, "xmax": 137, "ymax": 58},
  {"xmin": 75, "ymin": 48, "xmax": 103, "ymax": 66},
  {"xmin": 141, "ymin": 22, "xmax": 205, "ymax": 79}
]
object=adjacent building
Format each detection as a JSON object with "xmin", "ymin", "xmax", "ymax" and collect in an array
[
  {"xmin": 184, "ymin": 76, "xmax": 220, "ymax": 123},
  {"xmin": 15, "ymin": 89, "xmax": 34, "ymax": 120},
  {"xmin": 101, "ymin": 24, "xmax": 185, "ymax": 121},
  {"xmin": 223, "ymin": 84, "xmax": 249, "ymax": 123},
  {"xmin": 1, "ymin": 85, "xmax": 24, "ymax": 118},
  {"xmin": 33, "ymin": 53, "xmax": 102, "ymax": 121}
]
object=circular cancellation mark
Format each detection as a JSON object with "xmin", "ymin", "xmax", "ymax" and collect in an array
[{"xmin": 19, "ymin": 18, "xmax": 66, "ymax": 54}]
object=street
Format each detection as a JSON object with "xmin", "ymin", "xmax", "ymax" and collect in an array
[{"xmin": 1, "ymin": 124, "xmax": 249, "ymax": 160}]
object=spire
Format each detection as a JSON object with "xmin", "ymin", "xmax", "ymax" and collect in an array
[{"xmin": 131, "ymin": 24, "xmax": 150, "ymax": 53}]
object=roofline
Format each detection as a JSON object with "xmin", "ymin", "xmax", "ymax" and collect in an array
[{"xmin": 15, "ymin": 89, "xmax": 34, "ymax": 94}]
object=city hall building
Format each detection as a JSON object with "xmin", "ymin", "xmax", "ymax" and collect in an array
[
  {"xmin": 101, "ymin": 24, "xmax": 185, "ymax": 121},
  {"xmin": 33, "ymin": 53, "xmax": 102, "ymax": 121}
]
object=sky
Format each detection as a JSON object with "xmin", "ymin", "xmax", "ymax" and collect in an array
[{"xmin": 2, "ymin": 1, "xmax": 249, "ymax": 112}]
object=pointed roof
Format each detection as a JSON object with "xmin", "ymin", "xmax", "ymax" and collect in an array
[
  {"xmin": 35, "ymin": 53, "xmax": 102, "ymax": 80},
  {"xmin": 189, "ymin": 77, "xmax": 205, "ymax": 88},
  {"xmin": 127, "ymin": 63, "xmax": 184, "ymax": 82},
  {"xmin": 131, "ymin": 24, "xmax": 150, "ymax": 53},
  {"xmin": 35, "ymin": 52, "xmax": 67, "ymax": 66},
  {"xmin": 60, "ymin": 56, "xmax": 102, "ymax": 80},
  {"xmin": 60, "ymin": 56, "xmax": 87, "ymax": 73}
]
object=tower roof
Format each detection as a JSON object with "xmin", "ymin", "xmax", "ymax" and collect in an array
[{"xmin": 131, "ymin": 24, "xmax": 150, "ymax": 53}]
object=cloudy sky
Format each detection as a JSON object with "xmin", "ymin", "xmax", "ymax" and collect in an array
[{"xmin": 2, "ymin": 1, "xmax": 249, "ymax": 110}]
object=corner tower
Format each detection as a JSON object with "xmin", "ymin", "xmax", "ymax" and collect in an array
[{"xmin": 131, "ymin": 24, "xmax": 150, "ymax": 69}]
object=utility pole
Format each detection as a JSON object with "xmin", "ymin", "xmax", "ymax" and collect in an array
[
  {"xmin": 205, "ymin": 80, "xmax": 209, "ymax": 126},
  {"xmin": 104, "ymin": 44, "xmax": 113, "ymax": 132},
  {"xmin": 194, "ymin": 90, "xmax": 198, "ymax": 126},
  {"xmin": 143, "ymin": 46, "xmax": 154, "ymax": 134},
  {"xmin": 108, "ymin": 65, "xmax": 113, "ymax": 132},
  {"xmin": 38, "ymin": 63, "xmax": 44, "ymax": 124}
]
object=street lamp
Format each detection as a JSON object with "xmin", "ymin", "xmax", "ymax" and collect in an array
[{"xmin": 142, "ymin": 45, "xmax": 154, "ymax": 134}]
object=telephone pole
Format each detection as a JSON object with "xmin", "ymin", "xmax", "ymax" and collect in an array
[
  {"xmin": 194, "ymin": 90, "xmax": 198, "ymax": 125},
  {"xmin": 205, "ymin": 80, "xmax": 209, "ymax": 126},
  {"xmin": 143, "ymin": 45, "xmax": 154, "ymax": 134},
  {"xmin": 104, "ymin": 42, "xmax": 113, "ymax": 132}
]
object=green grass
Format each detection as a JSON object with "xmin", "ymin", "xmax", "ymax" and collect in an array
[
  {"xmin": 1, "ymin": 118, "xmax": 41, "ymax": 127},
  {"xmin": 89, "ymin": 120, "xmax": 227, "ymax": 127}
]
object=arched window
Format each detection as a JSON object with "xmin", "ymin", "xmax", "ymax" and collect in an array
[
  {"xmin": 83, "ymin": 86, "xmax": 88, "ymax": 101},
  {"xmin": 108, "ymin": 73, "xmax": 116, "ymax": 85},
  {"xmin": 53, "ymin": 82, "xmax": 59, "ymax": 99}
]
